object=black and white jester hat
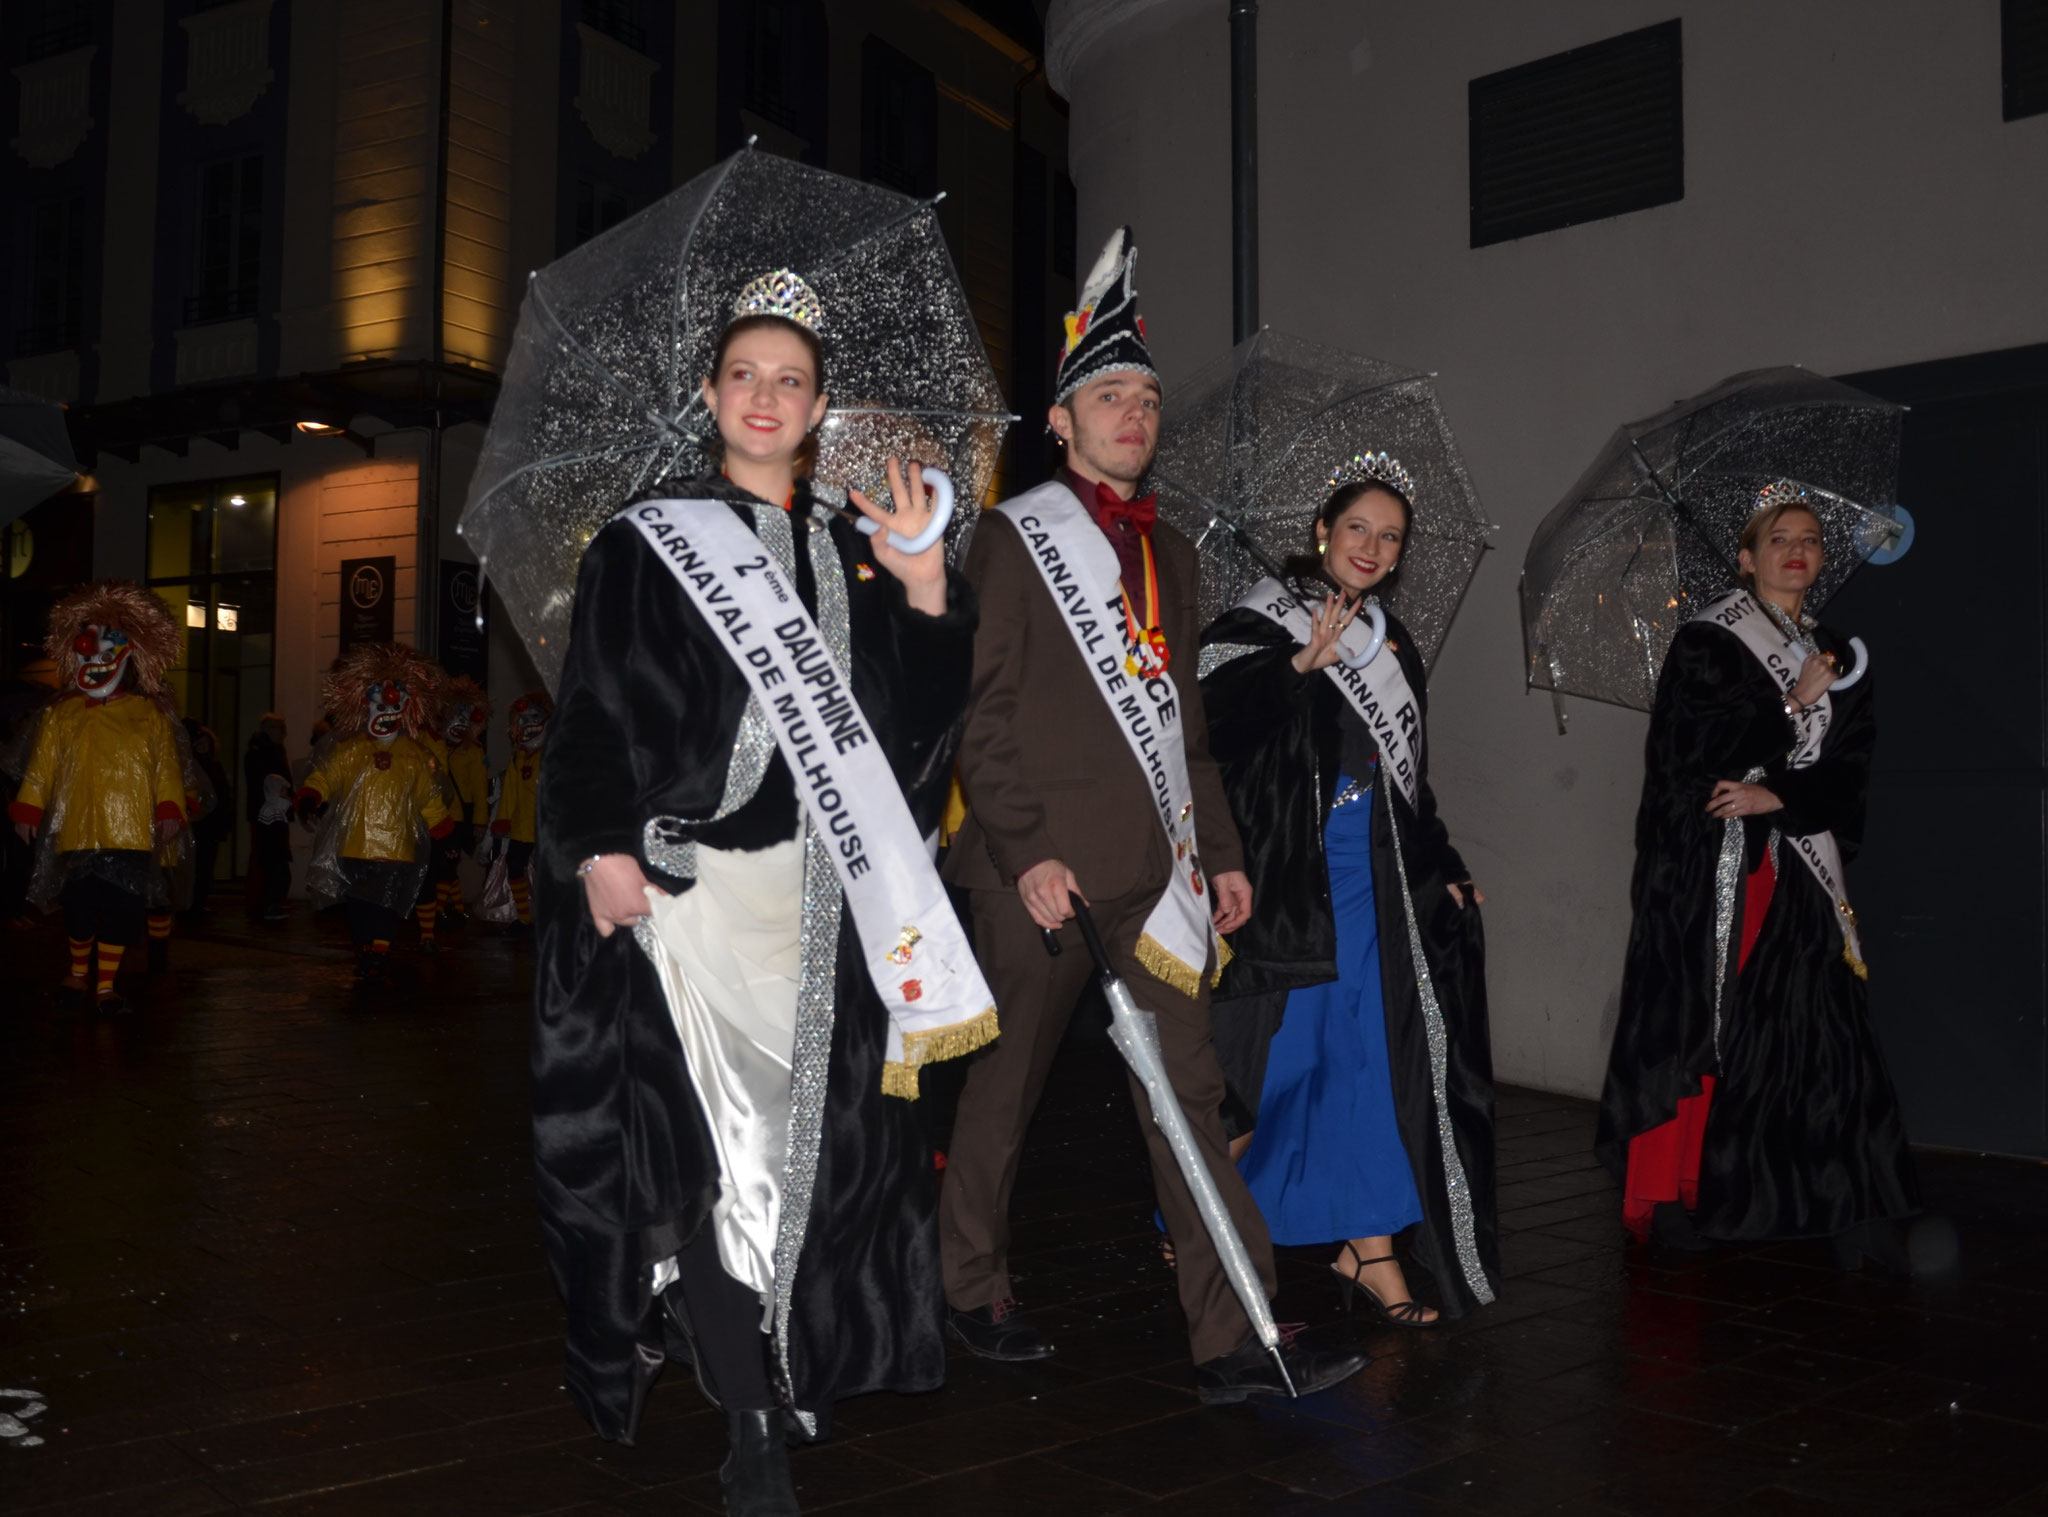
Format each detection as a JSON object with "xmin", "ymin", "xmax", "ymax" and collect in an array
[{"xmin": 1053, "ymin": 226, "xmax": 1158, "ymax": 404}]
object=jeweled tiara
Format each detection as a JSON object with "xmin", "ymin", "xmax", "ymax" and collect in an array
[
  {"xmin": 1327, "ymin": 449, "xmax": 1416, "ymax": 503},
  {"xmin": 732, "ymin": 268, "xmax": 825, "ymax": 332},
  {"xmin": 1753, "ymin": 479, "xmax": 1810, "ymax": 512}
]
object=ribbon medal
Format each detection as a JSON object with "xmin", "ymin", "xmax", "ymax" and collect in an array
[{"xmin": 1118, "ymin": 534, "xmax": 1171, "ymax": 679}]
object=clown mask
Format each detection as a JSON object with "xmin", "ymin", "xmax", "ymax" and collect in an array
[
  {"xmin": 444, "ymin": 705, "xmax": 480, "ymax": 747},
  {"xmin": 510, "ymin": 701, "xmax": 549, "ymax": 752},
  {"xmin": 72, "ymin": 624, "xmax": 133, "ymax": 700},
  {"xmin": 365, "ymin": 679, "xmax": 412, "ymax": 743}
]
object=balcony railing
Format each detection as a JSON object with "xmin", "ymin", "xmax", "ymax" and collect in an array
[{"xmin": 183, "ymin": 287, "xmax": 261, "ymax": 326}]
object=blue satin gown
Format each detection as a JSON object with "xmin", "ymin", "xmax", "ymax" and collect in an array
[{"xmin": 1238, "ymin": 780, "xmax": 1424, "ymax": 1246}]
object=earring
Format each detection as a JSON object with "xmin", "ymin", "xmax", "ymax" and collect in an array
[{"xmin": 1316, "ymin": 542, "xmax": 1327, "ymax": 556}]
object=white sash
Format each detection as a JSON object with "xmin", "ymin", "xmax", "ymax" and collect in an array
[
  {"xmin": 627, "ymin": 500, "xmax": 998, "ymax": 1083},
  {"xmin": 1696, "ymin": 589, "xmax": 1866, "ymax": 977},
  {"xmin": 1232, "ymin": 577, "xmax": 1423, "ymax": 810},
  {"xmin": 996, "ymin": 482, "xmax": 1221, "ymax": 995}
]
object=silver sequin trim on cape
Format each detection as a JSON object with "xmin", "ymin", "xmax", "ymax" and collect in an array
[
  {"xmin": 1198, "ymin": 642, "xmax": 1262, "ymax": 679},
  {"xmin": 1710, "ymin": 764, "xmax": 1768, "ymax": 1067},
  {"xmin": 766, "ymin": 504, "xmax": 852, "ymax": 1438},
  {"xmin": 1383, "ymin": 792, "xmax": 1494, "ymax": 1306}
]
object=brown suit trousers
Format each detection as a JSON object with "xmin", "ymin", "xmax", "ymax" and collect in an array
[
  {"xmin": 941, "ymin": 885, "xmax": 1278, "ymax": 1364},
  {"xmin": 938, "ymin": 485, "xmax": 1274, "ymax": 1365}
]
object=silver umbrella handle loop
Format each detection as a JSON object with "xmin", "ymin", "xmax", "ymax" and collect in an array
[
  {"xmin": 1828, "ymin": 635, "xmax": 1870, "ymax": 692},
  {"xmin": 1336, "ymin": 601, "xmax": 1388, "ymax": 669},
  {"xmin": 855, "ymin": 466, "xmax": 954, "ymax": 555}
]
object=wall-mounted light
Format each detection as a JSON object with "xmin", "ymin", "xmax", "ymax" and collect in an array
[
  {"xmin": 186, "ymin": 603, "xmax": 207, "ymax": 629},
  {"xmin": 217, "ymin": 604, "xmax": 239, "ymax": 632},
  {"xmin": 294, "ymin": 413, "xmax": 373, "ymax": 455},
  {"xmin": 228, "ymin": 494, "xmax": 247, "ymax": 507}
]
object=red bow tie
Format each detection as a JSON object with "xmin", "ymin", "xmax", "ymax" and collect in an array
[{"xmin": 1092, "ymin": 482, "xmax": 1157, "ymax": 535}]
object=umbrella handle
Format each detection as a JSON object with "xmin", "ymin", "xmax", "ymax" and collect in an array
[
  {"xmin": 1066, "ymin": 891, "xmax": 1118, "ymax": 979},
  {"xmin": 855, "ymin": 465, "xmax": 954, "ymax": 556},
  {"xmin": 1335, "ymin": 601, "xmax": 1388, "ymax": 669},
  {"xmin": 1829, "ymin": 635, "xmax": 1870, "ymax": 692}
]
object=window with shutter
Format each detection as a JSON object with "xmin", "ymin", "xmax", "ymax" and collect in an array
[
  {"xmin": 2006, "ymin": 0, "xmax": 2048, "ymax": 122},
  {"xmin": 1468, "ymin": 19, "xmax": 1684, "ymax": 249}
]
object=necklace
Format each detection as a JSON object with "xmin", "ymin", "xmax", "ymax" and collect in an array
[{"xmin": 1756, "ymin": 593, "xmax": 1816, "ymax": 654}]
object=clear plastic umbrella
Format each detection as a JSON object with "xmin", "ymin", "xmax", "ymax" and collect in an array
[
  {"xmin": 1052, "ymin": 897, "xmax": 1294, "ymax": 1396},
  {"xmin": 458, "ymin": 145, "xmax": 1012, "ymax": 690},
  {"xmin": 1151, "ymin": 329, "xmax": 1496, "ymax": 671},
  {"xmin": 1521, "ymin": 366, "xmax": 1905, "ymax": 716},
  {"xmin": 0, "ymin": 386, "xmax": 78, "ymax": 527}
]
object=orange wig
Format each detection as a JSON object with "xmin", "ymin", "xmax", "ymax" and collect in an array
[
  {"xmin": 45, "ymin": 580, "xmax": 182, "ymax": 699},
  {"xmin": 322, "ymin": 642, "xmax": 444, "ymax": 742}
]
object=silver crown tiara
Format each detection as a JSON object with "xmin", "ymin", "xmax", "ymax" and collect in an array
[
  {"xmin": 1753, "ymin": 479, "xmax": 1809, "ymax": 512},
  {"xmin": 1327, "ymin": 449, "xmax": 1416, "ymax": 503},
  {"xmin": 732, "ymin": 268, "xmax": 825, "ymax": 332}
]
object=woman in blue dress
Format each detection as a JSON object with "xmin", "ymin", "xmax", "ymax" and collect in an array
[{"xmin": 1199, "ymin": 459, "xmax": 1501, "ymax": 1324}]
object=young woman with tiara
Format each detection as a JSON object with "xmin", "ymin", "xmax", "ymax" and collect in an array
[
  {"xmin": 531, "ymin": 270, "xmax": 992, "ymax": 1516},
  {"xmin": 1597, "ymin": 484, "xmax": 1916, "ymax": 1263},
  {"xmin": 1197, "ymin": 454, "xmax": 1501, "ymax": 1326}
]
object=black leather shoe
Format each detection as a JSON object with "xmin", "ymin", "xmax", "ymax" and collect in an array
[
  {"xmin": 946, "ymin": 1299, "xmax": 1055, "ymax": 1361},
  {"xmin": 1831, "ymin": 1218, "xmax": 1910, "ymax": 1276},
  {"xmin": 721, "ymin": 1408, "xmax": 799, "ymax": 1516},
  {"xmin": 1194, "ymin": 1333, "xmax": 1368, "ymax": 1405}
]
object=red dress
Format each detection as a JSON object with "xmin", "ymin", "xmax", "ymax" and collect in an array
[{"xmin": 1621, "ymin": 849, "xmax": 1776, "ymax": 1237}]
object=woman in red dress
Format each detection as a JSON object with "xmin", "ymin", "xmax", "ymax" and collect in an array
[{"xmin": 1597, "ymin": 490, "xmax": 1916, "ymax": 1263}]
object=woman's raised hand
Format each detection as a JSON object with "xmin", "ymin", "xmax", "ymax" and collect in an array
[
  {"xmin": 1290, "ymin": 595, "xmax": 1359, "ymax": 675},
  {"xmin": 849, "ymin": 457, "xmax": 948, "ymax": 616},
  {"xmin": 1791, "ymin": 651, "xmax": 1839, "ymax": 709}
]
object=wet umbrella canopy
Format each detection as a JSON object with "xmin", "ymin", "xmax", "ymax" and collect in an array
[
  {"xmin": 1151, "ymin": 329, "xmax": 1495, "ymax": 671},
  {"xmin": 459, "ymin": 146, "xmax": 1011, "ymax": 690},
  {"xmin": 0, "ymin": 386, "xmax": 79, "ymax": 528},
  {"xmin": 1522, "ymin": 366, "xmax": 1904, "ymax": 714}
]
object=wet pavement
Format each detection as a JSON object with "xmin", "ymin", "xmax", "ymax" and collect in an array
[{"xmin": 4, "ymin": 905, "xmax": 2048, "ymax": 1515}]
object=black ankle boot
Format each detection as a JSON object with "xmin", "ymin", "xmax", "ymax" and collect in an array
[
  {"xmin": 1650, "ymin": 1201, "xmax": 1711, "ymax": 1252},
  {"xmin": 721, "ymin": 1409, "xmax": 799, "ymax": 1516}
]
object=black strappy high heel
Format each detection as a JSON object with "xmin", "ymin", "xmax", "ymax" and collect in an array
[{"xmin": 1332, "ymin": 1242, "xmax": 1439, "ymax": 1328}]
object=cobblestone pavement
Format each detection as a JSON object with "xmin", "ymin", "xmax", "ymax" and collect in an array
[{"xmin": 4, "ymin": 905, "xmax": 2047, "ymax": 1514}]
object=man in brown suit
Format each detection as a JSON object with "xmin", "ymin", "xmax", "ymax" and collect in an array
[{"xmin": 939, "ymin": 228, "xmax": 1366, "ymax": 1403}]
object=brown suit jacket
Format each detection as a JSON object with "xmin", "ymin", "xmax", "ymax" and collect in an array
[{"xmin": 943, "ymin": 480, "xmax": 1245, "ymax": 901}]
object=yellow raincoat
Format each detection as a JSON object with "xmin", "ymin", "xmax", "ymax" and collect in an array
[
  {"xmin": 448, "ymin": 743, "xmax": 491, "ymax": 827},
  {"xmin": 496, "ymin": 750, "xmax": 541, "ymax": 844},
  {"xmin": 302, "ymin": 736, "xmax": 451, "ymax": 863},
  {"xmin": 11, "ymin": 694, "xmax": 185, "ymax": 852}
]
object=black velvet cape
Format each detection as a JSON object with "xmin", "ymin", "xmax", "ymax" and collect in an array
[
  {"xmin": 1595, "ymin": 615, "xmax": 1917, "ymax": 1240},
  {"xmin": 1199, "ymin": 603, "xmax": 1500, "ymax": 1317},
  {"xmin": 532, "ymin": 477, "xmax": 975, "ymax": 1442}
]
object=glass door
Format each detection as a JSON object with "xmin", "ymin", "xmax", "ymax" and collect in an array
[{"xmin": 146, "ymin": 475, "xmax": 279, "ymax": 883}]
